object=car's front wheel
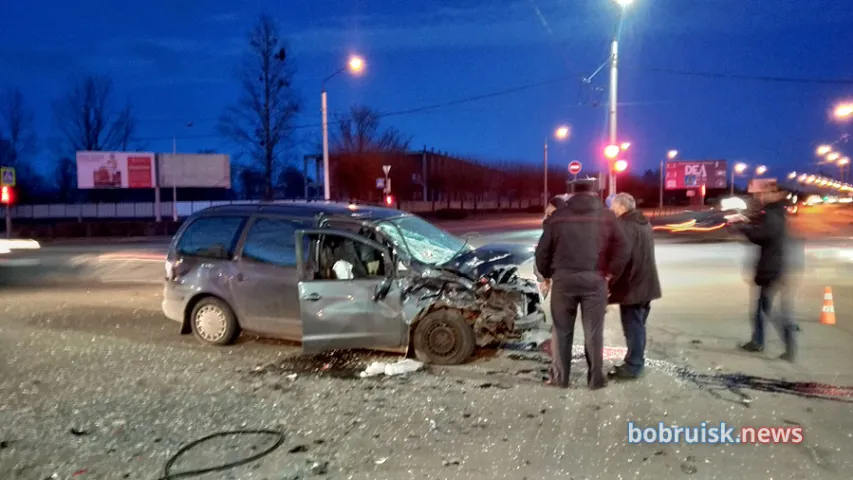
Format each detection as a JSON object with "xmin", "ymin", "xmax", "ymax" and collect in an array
[
  {"xmin": 412, "ymin": 309, "xmax": 476, "ymax": 365},
  {"xmin": 190, "ymin": 297, "xmax": 240, "ymax": 346}
]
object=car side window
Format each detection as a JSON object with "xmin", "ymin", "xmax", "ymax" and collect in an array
[
  {"xmin": 176, "ymin": 216, "xmax": 245, "ymax": 259},
  {"xmin": 241, "ymin": 218, "xmax": 300, "ymax": 267},
  {"xmin": 312, "ymin": 233, "xmax": 387, "ymax": 280}
]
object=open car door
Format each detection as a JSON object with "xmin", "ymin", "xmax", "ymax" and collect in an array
[{"xmin": 296, "ymin": 228, "xmax": 408, "ymax": 354}]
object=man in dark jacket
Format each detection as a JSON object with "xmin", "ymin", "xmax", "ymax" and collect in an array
[
  {"xmin": 535, "ymin": 179, "xmax": 630, "ymax": 389},
  {"xmin": 607, "ymin": 193, "xmax": 662, "ymax": 379},
  {"xmin": 734, "ymin": 188, "xmax": 797, "ymax": 361}
]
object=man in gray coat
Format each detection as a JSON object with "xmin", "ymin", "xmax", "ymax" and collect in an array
[{"xmin": 607, "ymin": 193, "xmax": 662, "ymax": 380}]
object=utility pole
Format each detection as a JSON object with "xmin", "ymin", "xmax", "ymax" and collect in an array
[
  {"xmin": 543, "ymin": 139, "xmax": 549, "ymax": 210},
  {"xmin": 607, "ymin": 38, "xmax": 619, "ymax": 196}
]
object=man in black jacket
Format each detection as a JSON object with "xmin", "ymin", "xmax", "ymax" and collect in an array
[
  {"xmin": 734, "ymin": 188, "xmax": 797, "ymax": 361},
  {"xmin": 535, "ymin": 179, "xmax": 630, "ymax": 389},
  {"xmin": 607, "ymin": 193, "xmax": 662, "ymax": 379}
]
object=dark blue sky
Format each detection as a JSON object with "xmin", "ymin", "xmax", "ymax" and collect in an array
[{"xmin": 2, "ymin": 0, "xmax": 852, "ymax": 181}]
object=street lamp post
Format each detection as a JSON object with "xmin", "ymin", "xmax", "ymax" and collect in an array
[
  {"xmin": 544, "ymin": 126, "xmax": 570, "ymax": 207},
  {"xmin": 731, "ymin": 162, "xmax": 748, "ymax": 195},
  {"xmin": 661, "ymin": 150, "xmax": 677, "ymax": 208},
  {"xmin": 321, "ymin": 56, "xmax": 364, "ymax": 201},
  {"xmin": 839, "ymin": 157, "xmax": 850, "ymax": 182},
  {"xmin": 607, "ymin": 0, "xmax": 634, "ymax": 196}
]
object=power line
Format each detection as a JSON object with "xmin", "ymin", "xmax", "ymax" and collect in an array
[
  {"xmin": 129, "ymin": 74, "xmax": 581, "ymax": 142},
  {"xmin": 635, "ymin": 67, "xmax": 853, "ymax": 85}
]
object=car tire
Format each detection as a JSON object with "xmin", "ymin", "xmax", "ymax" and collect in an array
[
  {"xmin": 190, "ymin": 297, "xmax": 240, "ymax": 346},
  {"xmin": 412, "ymin": 309, "xmax": 476, "ymax": 365}
]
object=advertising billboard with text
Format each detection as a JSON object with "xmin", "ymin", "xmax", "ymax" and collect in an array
[
  {"xmin": 665, "ymin": 160, "xmax": 728, "ymax": 190},
  {"xmin": 158, "ymin": 154, "xmax": 231, "ymax": 188},
  {"xmin": 76, "ymin": 151, "xmax": 156, "ymax": 189}
]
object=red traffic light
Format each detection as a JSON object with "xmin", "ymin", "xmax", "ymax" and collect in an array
[
  {"xmin": 0, "ymin": 185, "xmax": 12, "ymax": 204},
  {"xmin": 614, "ymin": 160, "xmax": 628, "ymax": 173},
  {"xmin": 604, "ymin": 144, "xmax": 621, "ymax": 159},
  {"xmin": 384, "ymin": 194, "xmax": 394, "ymax": 206}
]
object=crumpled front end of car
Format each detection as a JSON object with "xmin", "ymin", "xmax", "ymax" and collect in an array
[{"xmin": 399, "ymin": 265, "xmax": 545, "ymax": 347}]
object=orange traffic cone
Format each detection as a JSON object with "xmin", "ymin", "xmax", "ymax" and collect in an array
[{"xmin": 820, "ymin": 287, "xmax": 836, "ymax": 325}]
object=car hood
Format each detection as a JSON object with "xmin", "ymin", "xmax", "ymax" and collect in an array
[{"xmin": 442, "ymin": 242, "xmax": 536, "ymax": 279}]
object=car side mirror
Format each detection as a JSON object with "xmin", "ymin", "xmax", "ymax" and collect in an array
[{"xmin": 374, "ymin": 276, "xmax": 394, "ymax": 302}]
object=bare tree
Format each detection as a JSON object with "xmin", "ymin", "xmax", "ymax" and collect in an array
[
  {"xmin": 53, "ymin": 75, "xmax": 135, "ymax": 152},
  {"xmin": 332, "ymin": 105, "xmax": 410, "ymax": 153},
  {"xmin": 51, "ymin": 75, "xmax": 135, "ymax": 198},
  {"xmin": 0, "ymin": 87, "xmax": 38, "ymax": 168},
  {"xmin": 218, "ymin": 14, "xmax": 300, "ymax": 201}
]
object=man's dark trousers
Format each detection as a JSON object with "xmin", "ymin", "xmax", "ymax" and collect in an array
[
  {"xmin": 549, "ymin": 279, "xmax": 607, "ymax": 388},
  {"xmin": 619, "ymin": 302, "xmax": 651, "ymax": 375},
  {"xmin": 751, "ymin": 283, "xmax": 796, "ymax": 354}
]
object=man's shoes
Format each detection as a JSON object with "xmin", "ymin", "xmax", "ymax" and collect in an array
[
  {"xmin": 739, "ymin": 341, "xmax": 764, "ymax": 353},
  {"xmin": 779, "ymin": 352, "xmax": 796, "ymax": 363},
  {"xmin": 611, "ymin": 366, "xmax": 642, "ymax": 381}
]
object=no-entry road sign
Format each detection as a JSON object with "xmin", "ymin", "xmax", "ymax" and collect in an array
[{"xmin": 568, "ymin": 161, "xmax": 582, "ymax": 175}]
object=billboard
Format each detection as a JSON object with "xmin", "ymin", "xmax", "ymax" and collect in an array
[
  {"xmin": 76, "ymin": 151, "xmax": 156, "ymax": 189},
  {"xmin": 665, "ymin": 160, "xmax": 728, "ymax": 190},
  {"xmin": 158, "ymin": 154, "xmax": 231, "ymax": 188}
]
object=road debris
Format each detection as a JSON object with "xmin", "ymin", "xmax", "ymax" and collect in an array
[{"xmin": 359, "ymin": 359, "xmax": 424, "ymax": 378}]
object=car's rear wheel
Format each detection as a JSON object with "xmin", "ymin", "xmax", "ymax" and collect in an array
[
  {"xmin": 412, "ymin": 309, "xmax": 476, "ymax": 365},
  {"xmin": 190, "ymin": 297, "xmax": 240, "ymax": 346}
]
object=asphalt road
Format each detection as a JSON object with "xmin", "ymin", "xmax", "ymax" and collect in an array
[{"xmin": 1, "ymin": 210, "xmax": 853, "ymax": 479}]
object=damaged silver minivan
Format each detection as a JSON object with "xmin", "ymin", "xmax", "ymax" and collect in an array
[{"xmin": 162, "ymin": 203, "xmax": 544, "ymax": 364}]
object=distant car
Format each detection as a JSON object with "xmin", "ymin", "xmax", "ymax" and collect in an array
[
  {"xmin": 162, "ymin": 203, "xmax": 544, "ymax": 365},
  {"xmin": 0, "ymin": 239, "xmax": 41, "ymax": 268}
]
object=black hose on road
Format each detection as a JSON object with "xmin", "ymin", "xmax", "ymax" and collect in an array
[{"xmin": 155, "ymin": 429, "xmax": 285, "ymax": 480}]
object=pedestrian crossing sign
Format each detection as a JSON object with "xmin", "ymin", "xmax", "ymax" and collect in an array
[{"xmin": 0, "ymin": 167, "xmax": 15, "ymax": 187}]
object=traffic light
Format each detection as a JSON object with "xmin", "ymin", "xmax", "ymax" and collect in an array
[
  {"xmin": 384, "ymin": 194, "xmax": 395, "ymax": 207},
  {"xmin": 604, "ymin": 144, "xmax": 621, "ymax": 159},
  {"xmin": 613, "ymin": 160, "xmax": 628, "ymax": 173},
  {"xmin": 0, "ymin": 185, "xmax": 12, "ymax": 205}
]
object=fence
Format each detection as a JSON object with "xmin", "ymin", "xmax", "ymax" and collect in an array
[{"xmin": 8, "ymin": 198, "xmax": 544, "ymax": 220}]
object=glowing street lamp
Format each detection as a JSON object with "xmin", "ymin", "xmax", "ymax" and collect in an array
[
  {"xmin": 615, "ymin": 0, "xmax": 634, "ymax": 6},
  {"xmin": 834, "ymin": 102, "xmax": 853, "ymax": 120},
  {"xmin": 755, "ymin": 165, "xmax": 767, "ymax": 176},
  {"xmin": 816, "ymin": 145, "xmax": 833, "ymax": 156},
  {"xmin": 827, "ymin": 152, "xmax": 841, "ymax": 162},
  {"xmin": 555, "ymin": 126, "xmax": 570, "ymax": 140},
  {"xmin": 667, "ymin": 150, "xmax": 678, "ymax": 160},
  {"xmin": 322, "ymin": 54, "xmax": 367, "ymax": 200},
  {"xmin": 788, "ymin": 172, "xmax": 797, "ymax": 180},
  {"xmin": 348, "ymin": 56, "xmax": 365, "ymax": 73},
  {"xmin": 620, "ymin": 142, "xmax": 631, "ymax": 150}
]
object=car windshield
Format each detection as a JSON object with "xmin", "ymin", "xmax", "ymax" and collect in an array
[{"xmin": 376, "ymin": 215, "xmax": 471, "ymax": 265}]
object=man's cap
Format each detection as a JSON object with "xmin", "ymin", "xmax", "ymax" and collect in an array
[
  {"xmin": 571, "ymin": 177, "xmax": 598, "ymax": 193},
  {"xmin": 548, "ymin": 194, "xmax": 569, "ymax": 209}
]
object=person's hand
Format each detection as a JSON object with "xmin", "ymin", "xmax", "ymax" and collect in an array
[{"xmin": 539, "ymin": 279, "xmax": 552, "ymax": 298}]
